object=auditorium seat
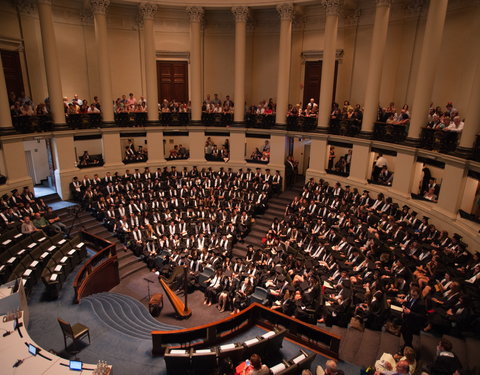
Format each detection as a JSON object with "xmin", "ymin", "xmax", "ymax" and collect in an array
[
  {"xmin": 164, "ymin": 348, "xmax": 192, "ymax": 375},
  {"xmin": 198, "ymin": 266, "xmax": 215, "ymax": 290},
  {"xmin": 290, "ymin": 350, "xmax": 316, "ymax": 373},
  {"xmin": 190, "ymin": 348, "xmax": 217, "ymax": 375},
  {"xmin": 248, "ymin": 286, "xmax": 269, "ymax": 305},
  {"xmin": 217, "ymin": 343, "xmax": 243, "ymax": 365}
]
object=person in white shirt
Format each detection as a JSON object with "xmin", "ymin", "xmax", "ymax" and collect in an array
[
  {"xmin": 87, "ymin": 104, "xmax": 101, "ymax": 113},
  {"xmin": 445, "ymin": 116, "xmax": 464, "ymax": 133}
]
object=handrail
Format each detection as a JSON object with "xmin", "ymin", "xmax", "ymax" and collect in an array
[
  {"xmin": 151, "ymin": 302, "xmax": 341, "ymax": 358},
  {"xmin": 72, "ymin": 231, "xmax": 119, "ymax": 304}
]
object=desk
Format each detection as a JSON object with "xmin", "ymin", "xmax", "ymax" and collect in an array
[{"xmin": 0, "ymin": 313, "xmax": 111, "ymax": 374}]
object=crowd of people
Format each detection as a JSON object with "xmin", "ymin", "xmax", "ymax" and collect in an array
[
  {"xmin": 330, "ymin": 100, "xmax": 364, "ymax": 127},
  {"xmin": 327, "ymin": 147, "xmax": 352, "ymax": 175},
  {"xmin": 167, "ymin": 144, "xmax": 189, "ymax": 160},
  {"xmin": 249, "ymin": 177, "xmax": 479, "ymax": 347},
  {"xmin": 70, "ymin": 166, "xmax": 282, "ymax": 275},
  {"xmin": 0, "ymin": 186, "xmax": 66, "ymax": 235},
  {"xmin": 426, "ymin": 102, "xmax": 464, "ymax": 133},
  {"xmin": 205, "ymin": 137, "xmax": 230, "ymax": 162},
  {"xmin": 160, "ymin": 98, "xmax": 190, "ymax": 113},
  {"xmin": 378, "ymin": 103, "xmax": 410, "ymax": 125},
  {"xmin": 123, "ymin": 139, "xmax": 148, "ymax": 163},
  {"xmin": 202, "ymin": 94, "xmax": 234, "ymax": 114},
  {"xmin": 248, "ymin": 140, "xmax": 271, "ymax": 163}
]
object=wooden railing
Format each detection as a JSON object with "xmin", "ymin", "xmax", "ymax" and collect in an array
[
  {"xmin": 66, "ymin": 113, "xmax": 103, "ymax": 129},
  {"xmin": 72, "ymin": 231, "xmax": 119, "ymax": 304},
  {"xmin": 286, "ymin": 115, "xmax": 317, "ymax": 132},
  {"xmin": 151, "ymin": 302, "xmax": 341, "ymax": 358},
  {"xmin": 420, "ymin": 127, "xmax": 459, "ymax": 153},
  {"xmin": 373, "ymin": 121, "xmax": 408, "ymax": 143}
]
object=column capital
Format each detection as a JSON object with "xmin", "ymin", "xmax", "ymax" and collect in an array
[
  {"xmin": 344, "ymin": 8, "xmax": 361, "ymax": 27},
  {"xmin": 187, "ymin": 6, "xmax": 204, "ymax": 23},
  {"xmin": 231, "ymin": 6, "xmax": 249, "ymax": 23},
  {"xmin": 90, "ymin": 0, "xmax": 110, "ymax": 15},
  {"xmin": 376, "ymin": 0, "xmax": 393, "ymax": 8},
  {"xmin": 139, "ymin": 2, "xmax": 158, "ymax": 20},
  {"xmin": 15, "ymin": 0, "xmax": 36, "ymax": 15},
  {"xmin": 276, "ymin": 3, "xmax": 294, "ymax": 21},
  {"xmin": 321, "ymin": 0, "xmax": 343, "ymax": 17},
  {"xmin": 404, "ymin": 0, "xmax": 425, "ymax": 14}
]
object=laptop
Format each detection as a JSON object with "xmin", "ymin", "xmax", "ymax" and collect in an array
[{"xmin": 69, "ymin": 360, "xmax": 83, "ymax": 371}]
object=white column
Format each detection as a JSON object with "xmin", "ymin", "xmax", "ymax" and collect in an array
[
  {"xmin": 232, "ymin": 6, "xmax": 248, "ymax": 124},
  {"xmin": 307, "ymin": 138, "xmax": 328, "ymax": 173},
  {"xmin": 318, "ymin": 0, "xmax": 342, "ymax": 129},
  {"xmin": 408, "ymin": 0, "xmax": 449, "ymax": 140},
  {"xmin": 275, "ymin": 3, "xmax": 294, "ymax": 126},
  {"xmin": 361, "ymin": 0, "xmax": 392, "ymax": 133},
  {"xmin": 146, "ymin": 130, "xmax": 165, "ymax": 163},
  {"xmin": 37, "ymin": 0, "xmax": 65, "ymax": 126},
  {"xmin": 91, "ymin": 0, "xmax": 114, "ymax": 123},
  {"xmin": 459, "ymin": 5, "xmax": 480, "ymax": 151},
  {"xmin": 187, "ymin": 7, "xmax": 204, "ymax": 123},
  {"xmin": 437, "ymin": 163, "xmax": 466, "ymax": 219},
  {"xmin": 139, "ymin": 3, "xmax": 159, "ymax": 123},
  {"xmin": 229, "ymin": 131, "xmax": 246, "ymax": 163},
  {"xmin": 349, "ymin": 143, "xmax": 370, "ymax": 184},
  {"xmin": 0, "ymin": 57, "xmax": 13, "ymax": 130},
  {"xmin": 391, "ymin": 151, "xmax": 416, "ymax": 197}
]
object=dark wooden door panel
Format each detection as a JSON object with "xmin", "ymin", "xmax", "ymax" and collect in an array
[
  {"xmin": 303, "ymin": 60, "xmax": 339, "ymax": 108},
  {"xmin": 1, "ymin": 50, "xmax": 25, "ymax": 102},
  {"xmin": 157, "ymin": 61, "xmax": 188, "ymax": 103}
]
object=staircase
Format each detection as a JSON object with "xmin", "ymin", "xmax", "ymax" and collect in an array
[
  {"xmin": 232, "ymin": 179, "xmax": 304, "ymax": 257},
  {"xmin": 81, "ymin": 292, "xmax": 181, "ymax": 340},
  {"xmin": 52, "ymin": 202, "xmax": 146, "ymax": 280},
  {"xmin": 319, "ymin": 324, "xmax": 480, "ymax": 374}
]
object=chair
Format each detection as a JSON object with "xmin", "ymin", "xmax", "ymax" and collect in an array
[
  {"xmin": 248, "ymin": 286, "xmax": 270, "ymax": 305},
  {"xmin": 57, "ymin": 318, "xmax": 90, "ymax": 352}
]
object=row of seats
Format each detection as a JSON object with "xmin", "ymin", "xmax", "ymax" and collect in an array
[
  {"xmin": 0, "ymin": 230, "xmax": 50, "ymax": 285},
  {"xmin": 41, "ymin": 236, "xmax": 86, "ymax": 299},
  {"xmin": 269, "ymin": 350, "xmax": 317, "ymax": 375},
  {"xmin": 0, "ymin": 230, "xmax": 86, "ymax": 296},
  {"xmin": 164, "ymin": 328, "xmax": 287, "ymax": 375}
]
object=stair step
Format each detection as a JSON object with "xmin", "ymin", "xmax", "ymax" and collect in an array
[{"xmin": 119, "ymin": 261, "xmax": 147, "ymax": 279}]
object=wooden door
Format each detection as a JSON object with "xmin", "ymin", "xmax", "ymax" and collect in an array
[
  {"xmin": 303, "ymin": 60, "xmax": 339, "ymax": 108},
  {"xmin": 1, "ymin": 50, "xmax": 25, "ymax": 102},
  {"xmin": 157, "ymin": 61, "xmax": 188, "ymax": 103}
]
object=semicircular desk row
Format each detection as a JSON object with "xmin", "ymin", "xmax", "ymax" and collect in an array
[{"xmin": 0, "ymin": 312, "xmax": 110, "ymax": 375}]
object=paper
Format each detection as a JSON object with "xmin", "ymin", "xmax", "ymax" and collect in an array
[
  {"xmin": 292, "ymin": 354, "xmax": 306, "ymax": 364},
  {"xmin": 58, "ymin": 239, "xmax": 67, "ymax": 245},
  {"xmin": 220, "ymin": 344, "xmax": 235, "ymax": 350},
  {"xmin": 38, "ymin": 237, "xmax": 46, "ymax": 242},
  {"xmin": 50, "ymin": 274, "xmax": 58, "ymax": 281},
  {"xmin": 40, "ymin": 252, "xmax": 49, "ymax": 259},
  {"xmin": 60, "ymin": 257, "xmax": 68, "ymax": 263},
  {"xmin": 54, "ymin": 265, "xmax": 63, "ymax": 272},
  {"xmin": 244, "ymin": 338, "xmax": 259, "ymax": 347},
  {"xmin": 2, "ymin": 239, "xmax": 11, "ymax": 245},
  {"xmin": 68, "ymin": 250, "xmax": 76, "ymax": 255},
  {"xmin": 30, "ymin": 261, "xmax": 39, "ymax": 268},
  {"xmin": 76, "ymin": 242, "xmax": 85, "ymax": 248},
  {"xmin": 48, "ymin": 246, "xmax": 56, "ymax": 252},
  {"xmin": 28, "ymin": 243, "xmax": 37, "ymax": 248},
  {"xmin": 375, "ymin": 353, "xmax": 397, "ymax": 372},
  {"xmin": 262, "ymin": 331, "xmax": 275, "ymax": 339},
  {"xmin": 23, "ymin": 269, "xmax": 32, "ymax": 277},
  {"xmin": 7, "ymin": 257, "xmax": 16, "ymax": 264},
  {"xmin": 390, "ymin": 304, "xmax": 402, "ymax": 312},
  {"xmin": 323, "ymin": 281, "xmax": 333, "ymax": 289}
]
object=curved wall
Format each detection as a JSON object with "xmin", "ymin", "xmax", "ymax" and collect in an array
[{"xmin": 1, "ymin": 127, "xmax": 479, "ymax": 252}]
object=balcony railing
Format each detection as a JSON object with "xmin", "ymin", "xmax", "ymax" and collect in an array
[
  {"xmin": 66, "ymin": 113, "xmax": 103, "ymax": 129},
  {"xmin": 114, "ymin": 112, "xmax": 147, "ymax": 127},
  {"xmin": 420, "ymin": 127, "xmax": 459, "ymax": 154},
  {"xmin": 245, "ymin": 113, "xmax": 276, "ymax": 129},
  {"xmin": 286, "ymin": 115, "xmax": 317, "ymax": 132},
  {"xmin": 12, "ymin": 115, "xmax": 53, "ymax": 133},
  {"xmin": 160, "ymin": 112, "xmax": 190, "ymax": 126},
  {"xmin": 201, "ymin": 112, "xmax": 233, "ymax": 127},
  {"xmin": 328, "ymin": 118, "xmax": 361, "ymax": 137},
  {"xmin": 373, "ymin": 122, "xmax": 408, "ymax": 143}
]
